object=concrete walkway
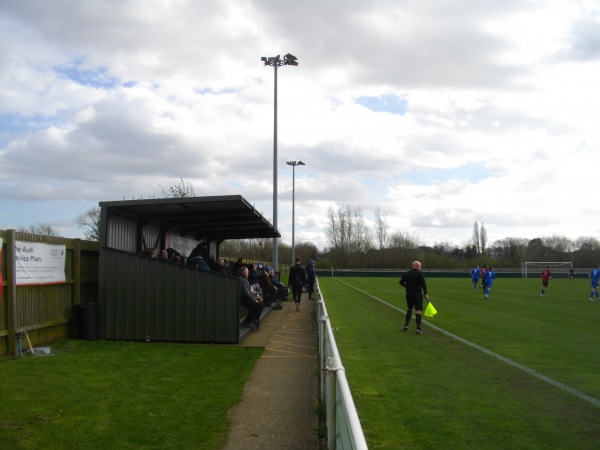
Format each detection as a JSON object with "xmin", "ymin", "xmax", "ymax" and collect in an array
[{"xmin": 222, "ymin": 295, "xmax": 320, "ymax": 450}]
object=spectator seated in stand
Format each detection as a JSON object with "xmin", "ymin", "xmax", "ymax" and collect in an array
[
  {"xmin": 223, "ymin": 259, "xmax": 232, "ymax": 275},
  {"xmin": 237, "ymin": 266, "xmax": 264, "ymax": 331},
  {"xmin": 268, "ymin": 269, "xmax": 288, "ymax": 301},
  {"xmin": 249, "ymin": 282, "xmax": 263, "ymax": 301},
  {"xmin": 187, "ymin": 254, "xmax": 210, "ymax": 271},
  {"xmin": 188, "ymin": 256, "xmax": 210, "ymax": 271},
  {"xmin": 209, "ymin": 257, "xmax": 228, "ymax": 274},
  {"xmin": 259, "ymin": 266, "xmax": 279, "ymax": 306},
  {"xmin": 166, "ymin": 247, "xmax": 183, "ymax": 264},
  {"xmin": 140, "ymin": 248, "xmax": 157, "ymax": 259},
  {"xmin": 247, "ymin": 264, "xmax": 260, "ymax": 286}
]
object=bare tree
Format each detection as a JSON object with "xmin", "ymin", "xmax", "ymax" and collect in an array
[
  {"xmin": 77, "ymin": 207, "xmax": 101, "ymax": 241},
  {"xmin": 327, "ymin": 205, "xmax": 352, "ymax": 267},
  {"xmin": 374, "ymin": 207, "xmax": 389, "ymax": 250},
  {"xmin": 77, "ymin": 179, "xmax": 193, "ymax": 243},
  {"xmin": 542, "ymin": 234, "xmax": 574, "ymax": 253},
  {"xmin": 472, "ymin": 222, "xmax": 480, "ymax": 255},
  {"xmin": 480, "ymin": 223, "xmax": 488, "ymax": 256},
  {"xmin": 18, "ymin": 223, "xmax": 60, "ymax": 237},
  {"xmin": 573, "ymin": 236, "xmax": 600, "ymax": 267},
  {"xmin": 295, "ymin": 241, "xmax": 320, "ymax": 264},
  {"xmin": 219, "ymin": 237, "xmax": 275, "ymax": 262},
  {"xmin": 326, "ymin": 206, "xmax": 342, "ymax": 262},
  {"xmin": 160, "ymin": 178, "xmax": 195, "ymax": 198},
  {"xmin": 574, "ymin": 237, "xmax": 600, "ymax": 251},
  {"xmin": 389, "ymin": 231, "xmax": 422, "ymax": 250},
  {"xmin": 489, "ymin": 237, "xmax": 528, "ymax": 262},
  {"xmin": 349, "ymin": 207, "xmax": 371, "ymax": 252},
  {"xmin": 325, "ymin": 205, "xmax": 373, "ymax": 267}
]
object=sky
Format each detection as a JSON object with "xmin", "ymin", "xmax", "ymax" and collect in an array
[{"xmin": 1, "ymin": 0, "xmax": 600, "ymax": 251}]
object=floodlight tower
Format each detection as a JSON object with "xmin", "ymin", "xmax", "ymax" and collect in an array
[
  {"xmin": 260, "ymin": 53, "xmax": 298, "ymax": 272},
  {"xmin": 287, "ymin": 160, "xmax": 305, "ymax": 264}
]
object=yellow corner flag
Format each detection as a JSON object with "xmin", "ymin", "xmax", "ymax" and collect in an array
[{"xmin": 424, "ymin": 301, "xmax": 437, "ymax": 318}]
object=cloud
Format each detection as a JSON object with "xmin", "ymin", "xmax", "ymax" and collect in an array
[
  {"xmin": 562, "ymin": 17, "xmax": 600, "ymax": 61},
  {"xmin": 1, "ymin": 0, "xmax": 600, "ymax": 249}
]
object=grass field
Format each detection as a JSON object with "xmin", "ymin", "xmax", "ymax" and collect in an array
[
  {"xmin": 0, "ymin": 340, "xmax": 262, "ymax": 449},
  {"xmin": 318, "ymin": 276, "xmax": 600, "ymax": 449}
]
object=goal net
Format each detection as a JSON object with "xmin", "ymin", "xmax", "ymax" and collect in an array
[{"xmin": 522, "ymin": 261, "xmax": 573, "ymax": 278}]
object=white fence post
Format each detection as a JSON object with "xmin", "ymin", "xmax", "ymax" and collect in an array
[{"xmin": 326, "ymin": 356, "xmax": 339, "ymax": 448}]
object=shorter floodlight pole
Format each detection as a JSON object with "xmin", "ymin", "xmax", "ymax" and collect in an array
[{"xmin": 287, "ymin": 160, "xmax": 305, "ymax": 264}]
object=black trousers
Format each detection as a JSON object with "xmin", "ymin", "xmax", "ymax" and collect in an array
[
  {"xmin": 241, "ymin": 297, "xmax": 263, "ymax": 323},
  {"xmin": 291, "ymin": 285, "xmax": 303, "ymax": 303}
]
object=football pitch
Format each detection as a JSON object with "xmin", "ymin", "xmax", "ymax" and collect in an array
[{"xmin": 318, "ymin": 276, "xmax": 600, "ymax": 450}]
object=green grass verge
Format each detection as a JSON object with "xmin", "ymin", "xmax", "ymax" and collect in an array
[
  {"xmin": 0, "ymin": 340, "xmax": 262, "ymax": 449},
  {"xmin": 319, "ymin": 276, "xmax": 600, "ymax": 450}
]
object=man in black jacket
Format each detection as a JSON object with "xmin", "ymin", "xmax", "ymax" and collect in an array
[
  {"xmin": 288, "ymin": 257, "xmax": 307, "ymax": 311},
  {"xmin": 399, "ymin": 261, "xmax": 429, "ymax": 335}
]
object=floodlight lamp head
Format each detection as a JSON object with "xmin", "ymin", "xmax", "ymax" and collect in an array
[
  {"xmin": 298, "ymin": 161, "xmax": 305, "ymax": 165},
  {"xmin": 284, "ymin": 53, "xmax": 298, "ymax": 66},
  {"xmin": 261, "ymin": 55, "xmax": 281, "ymax": 66}
]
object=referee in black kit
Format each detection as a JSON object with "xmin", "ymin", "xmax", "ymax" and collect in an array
[{"xmin": 399, "ymin": 260, "xmax": 429, "ymax": 335}]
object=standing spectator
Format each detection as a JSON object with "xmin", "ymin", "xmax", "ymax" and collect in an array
[
  {"xmin": 237, "ymin": 266, "xmax": 264, "ymax": 330},
  {"xmin": 399, "ymin": 261, "xmax": 429, "ymax": 335},
  {"xmin": 247, "ymin": 264, "xmax": 260, "ymax": 286},
  {"xmin": 207, "ymin": 255, "xmax": 219, "ymax": 271},
  {"xmin": 307, "ymin": 259, "xmax": 317, "ymax": 299},
  {"xmin": 187, "ymin": 240, "xmax": 209, "ymax": 270},
  {"xmin": 188, "ymin": 239, "xmax": 208, "ymax": 260},
  {"xmin": 484, "ymin": 266, "xmax": 496, "ymax": 300},
  {"xmin": 232, "ymin": 258, "xmax": 244, "ymax": 275},
  {"xmin": 471, "ymin": 265, "xmax": 480, "ymax": 292},
  {"xmin": 589, "ymin": 265, "xmax": 600, "ymax": 302},
  {"xmin": 540, "ymin": 266, "xmax": 552, "ymax": 297},
  {"xmin": 289, "ymin": 257, "xmax": 307, "ymax": 311}
]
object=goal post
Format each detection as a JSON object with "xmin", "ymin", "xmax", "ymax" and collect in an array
[{"xmin": 522, "ymin": 261, "xmax": 573, "ymax": 278}]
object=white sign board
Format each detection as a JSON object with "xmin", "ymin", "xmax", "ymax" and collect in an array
[
  {"xmin": 165, "ymin": 233, "xmax": 198, "ymax": 258},
  {"xmin": 15, "ymin": 241, "xmax": 66, "ymax": 285}
]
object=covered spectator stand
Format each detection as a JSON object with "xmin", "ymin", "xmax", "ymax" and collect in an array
[{"xmin": 98, "ymin": 195, "xmax": 279, "ymax": 344}]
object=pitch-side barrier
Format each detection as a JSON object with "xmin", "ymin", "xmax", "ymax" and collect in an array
[{"xmin": 315, "ymin": 278, "xmax": 368, "ymax": 450}]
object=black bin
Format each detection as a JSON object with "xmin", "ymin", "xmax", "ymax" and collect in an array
[{"xmin": 74, "ymin": 303, "xmax": 99, "ymax": 340}]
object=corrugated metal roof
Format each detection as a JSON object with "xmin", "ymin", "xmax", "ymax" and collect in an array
[{"xmin": 99, "ymin": 195, "xmax": 279, "ymax": 242}]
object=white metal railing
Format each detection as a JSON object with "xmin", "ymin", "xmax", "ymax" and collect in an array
[{"xmin": 315, "ymin": 278, "xmax": 368, "ymax": 450}]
